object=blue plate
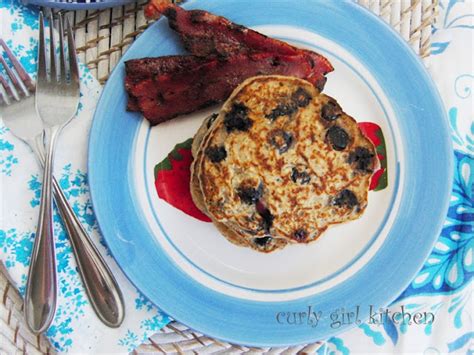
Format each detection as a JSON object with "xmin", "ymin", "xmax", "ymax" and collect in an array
[{"xmin": 88, "ymin": 0, "xmax": 452, "ymax": 346}]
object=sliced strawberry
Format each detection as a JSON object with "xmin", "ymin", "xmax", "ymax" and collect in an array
[
  {"xmin": 358, "ymin": 122, "xmax": 388, "ymax": 191},
  {"xmin": 154, "ymin": 138, "xmax": 211, "ymax": 222},
  {"xmin": 358, "ymin": 122, "xmax": 381, "ymax": 146},
  {"xmin": 369, "ymin": 168, "xmax": 385, "ymax": 191}
]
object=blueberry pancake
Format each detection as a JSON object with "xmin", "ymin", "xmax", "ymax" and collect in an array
[
  {"xmin": 193, "ymin": 75, "xmax": 377, "ymax": 249},
  {"xmin": 191, "ymin": 113, "xmax": 289, "ymax": 252}
]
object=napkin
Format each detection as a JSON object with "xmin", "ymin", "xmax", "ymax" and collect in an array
[{"xmin": 0, "ymin": 1, "xmax": 170, "ymax": 353}]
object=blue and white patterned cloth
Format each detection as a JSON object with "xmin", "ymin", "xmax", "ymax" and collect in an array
[{"xmin": 0, "ymin": 0, "xmax": 472, "ymax": 353}]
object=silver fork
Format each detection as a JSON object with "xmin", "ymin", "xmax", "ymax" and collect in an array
[
  {"xmin": 30, "ymin": 11, "xmax": 81, "ymax": 334},
  {"xmin": 0, "ymin": 35, "xmax": 55, "ymax": 333},
  {"xmin": 0, "ymin": 15, "xmax": 124, "ymax": 333}
]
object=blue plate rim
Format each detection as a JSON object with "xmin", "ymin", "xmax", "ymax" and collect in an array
[{"xmin": 88, "ymin": 0, "xmax": 452, "ymax": 346}]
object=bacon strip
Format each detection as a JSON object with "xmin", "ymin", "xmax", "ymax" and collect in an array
[
  {"xmin": 126, "ymin": 53, "xmax": 325, "ymax": 125},
  {"xmin": 146, "ymin": 2, "xmax": 333, "ymax": 76}
]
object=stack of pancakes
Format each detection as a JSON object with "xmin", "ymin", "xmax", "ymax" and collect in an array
[{"xmin": 191, "ymin": 76, "xmax": 377, "ymax": 252}]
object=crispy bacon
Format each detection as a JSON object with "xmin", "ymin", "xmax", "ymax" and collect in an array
[
  {"xmin": 162, "ymin": 5, "xmax": 302, "ymax": 57},
  {"xmin": 145, "ymin": 2, "xmax": 333, "ymax": 76},
  {"xmin": 126, "ymin": 2, "xmax": 334, "ymax": 125},
  {"xmin": 126, "ymin": 55, "xmax": 204, "ymax": 112},
  {"xmin": 126, "ymin": 53, "xmax": 325, "ymax": 125}
]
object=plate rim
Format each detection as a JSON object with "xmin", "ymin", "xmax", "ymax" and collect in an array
[{"xmin": 88, "ymin": 0, "xmax": 452, "ymax": 346}]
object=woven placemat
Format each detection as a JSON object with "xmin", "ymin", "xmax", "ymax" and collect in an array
[{"xmin": 0, "ymin": 1, "xmax": 438, "ymax": 354}]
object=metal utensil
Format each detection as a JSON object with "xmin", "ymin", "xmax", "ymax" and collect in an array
[
  {"xmin": 0, "ymin": 32, "xmax": 57, "ymax": 333},
  {"xmin": 28, "ymin": 10, "xmax": 81, "ymax": 334},
  {"xmin": 0, "ymin": 14, "xmax": 124, "ymax": 333}
]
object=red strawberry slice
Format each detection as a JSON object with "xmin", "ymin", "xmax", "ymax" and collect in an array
[
  {"xmin": 154, "ymin": 138, "xmax": 211, "ymax": 222},
  {"xmin": 358, "ymin": 122, "xmax": 388, "ymax": 191}
]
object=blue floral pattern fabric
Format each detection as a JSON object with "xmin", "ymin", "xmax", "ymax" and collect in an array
[
  {"xmin": 0, "ymin": 0, "xmax": 472, "ymax": 353},
  {"xmin": 0, "ymin": 1, "xmax": 169, "ymax": 352}
]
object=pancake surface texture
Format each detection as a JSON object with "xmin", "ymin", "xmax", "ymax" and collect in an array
[{"xmin": 192, "ymin": 75, "xmax": 377, "ymax": 252}]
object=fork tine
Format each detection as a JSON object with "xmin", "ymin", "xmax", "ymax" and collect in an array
[
  {"xmin": 58, "ymin": 12, "xmax": 66, "ymax": 82},
  {"xmin": 0, "ymin": 56, "xmax": 25, "ymax": 97},
  {"xmin": 0, "ymin": 73, "xmax": 15, "ymax": 104},
  {"xmin": 37, "ymin": 12, "xmax": 47, "ymax": 83},
  {"xmin": 49, "ymin": 13, "xmax": 57, "ymax": 82},
  {"xmin": 0, "ymin": 39, "xmax": 35, "ymax": 94},
  {"xmin": 65, "ymin": 17, "xmax": 79, "ymax": 86}
]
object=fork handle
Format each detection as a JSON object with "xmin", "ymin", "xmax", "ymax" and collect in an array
[
  {"xmin": 52, "ymin": 174, "xmax": 125, "ymax": 327},
  {"xmin": 33, "ymin": 136, "xmax": 125, "ymax": 328},
  {"xmin": 25, "ymin": 128, "xmax": 58, "ymax": 334}
]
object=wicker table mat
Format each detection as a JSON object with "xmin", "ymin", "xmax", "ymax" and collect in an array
[{"xmin": 0, "ymin": 1, "xmax": 437, "ymax": 353}]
